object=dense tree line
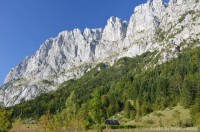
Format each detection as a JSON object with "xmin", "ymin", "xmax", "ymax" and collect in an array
[{"xmin": 1, "ymin": 47, "xmax": 200, "ymax": 130}]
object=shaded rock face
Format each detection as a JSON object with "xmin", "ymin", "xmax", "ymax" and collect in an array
[{"xmin": 1, "ymin": 0, "xmax": 200, "ymax": 107}]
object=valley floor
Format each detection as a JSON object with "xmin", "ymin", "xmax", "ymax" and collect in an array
[
  {"xmin": 104, "ymin": 128, "xmax": 198, "ymax": 132},
  {"xmin": 9, "ymin": 125, "xmax": 198, "ymax": 132},
  {"xmin": 9, "ymin": 124, "xmax": 41, "ymax": 132}
]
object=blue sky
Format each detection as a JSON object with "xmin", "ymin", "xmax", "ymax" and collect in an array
[{"xmin": 0, "ymin": 0, "xmax": 169, "ymax": 85}]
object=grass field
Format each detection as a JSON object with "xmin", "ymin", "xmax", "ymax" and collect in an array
[
  {"xmin": 9, "ymin": 124, "xmax": 198, "ymax": 132},
  {"xmin": 103, "ymin": 127, "xmax": 198, "ymax": 132},
  {"xmin": 9, "ymin": 124, "xmax": 42, "ymax": 132},
  {"xmin": 125, "ymin": 105, "xmax": 192, "ymax": 128}
]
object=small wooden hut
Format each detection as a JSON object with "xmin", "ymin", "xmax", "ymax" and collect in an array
[{"xmin": 105, "ymin": 120, "xmax": 120, "ymax": 125}]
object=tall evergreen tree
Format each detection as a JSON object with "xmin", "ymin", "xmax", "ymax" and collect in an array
[
  {"xmin": 124, "ymin": 101, "xmax": 131, "ymax": 118},
  {"xmin": 89, "ymin": 90, "xmax": 104, "ymax": 125}
]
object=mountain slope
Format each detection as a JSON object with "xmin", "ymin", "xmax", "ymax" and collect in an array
[
  {"xmin": 7, "ymin": 47, "xmax": 200, "ymax": 130},
  {"xmin": 10, "ymin": 51, "xmax": 159, "ymax": 119},
  {"xmin": 0, "ymin": 0, "xmax": 200, "ymax": 107}
]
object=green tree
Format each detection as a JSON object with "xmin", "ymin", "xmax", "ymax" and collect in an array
[
  {"xmin": 39, "ymin": 112, "xmax": 54, "ymax": 132},
  {"xmin": 0, "ymin": 109, "xmax": 12, "ymax": 132},
  {"xmin": 89, "ymin": 90, "xmax": 104, "ymax": 125},
  {"xmin": 65, "ymin": 91, "xmax": 78, "ymax": 120},
  {"xmin": 181, "ymin": 75, "xmax": 197, "ymax": 107},
  {"xmin": 135, "ymin": 98, "xmax": 141, "ymax": 116},
  {"xmin": 181, "ymin": 82, "xmax": 193, "ymax": 107},
  {"xmin": 169, "ymin": 74, "xmax": 182, "ymax": 95},
  {"xmin": 124, "ymin": 100, "xmax": 131, "ymax": 118},
  {"xmin": 196, "ymin": 83, "xmax": 200, "ymax": 107},
  {"xmin": 79, "ymin": 103, "xmax": 92, "ymax": 129}
]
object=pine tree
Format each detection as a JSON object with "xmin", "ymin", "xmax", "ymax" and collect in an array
[
  {"xmin": 89, "ymin": 90, "xmax": 104, "ymax": 125},
  {"xmin": 195, "ymin": 84, "xmax": 200, "ymax": 107},
  {"xmin": 124, "ymin": 101, "xmax": 131, "ymax": 118},
  {"xmin": 65, "ymin": 91, "xmax": 78, "ymax": 120},
  {"xmin": 181, "ymin": 82, "xmax": 192, "ymax": 107}
]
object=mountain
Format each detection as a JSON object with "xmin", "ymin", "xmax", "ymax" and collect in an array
[
  {"xmin": 0, "ymin": 0, "xmax": 200, "ymax": 107},
  {"xmin": 9, "ymin": 46, "xmax": 200, "ymax": 129}
]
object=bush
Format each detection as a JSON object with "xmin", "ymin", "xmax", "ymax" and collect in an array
[{"xmin": 156, "ymin": 28, "xmax": 165, "ymax": 41}]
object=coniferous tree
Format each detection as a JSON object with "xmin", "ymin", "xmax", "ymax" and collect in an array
[
  {"xmin": 124, "ymin": 101, "xmax": 131, "ymax": 118},
  {"xmin": 65, "ymin": 91, "xmax": 78, "ymax": 120},
  {"xmin": 196, "ymin": 84, "xmax": 200, "ymax": 107},
  {"xmin": 89, "ymin": 90, "xmax": 104, "ymax": 125}
]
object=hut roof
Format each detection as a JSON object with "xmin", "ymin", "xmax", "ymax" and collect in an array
[{"xmin": 105, "ymin": 120, "xmax": 120, "ymax": 125}]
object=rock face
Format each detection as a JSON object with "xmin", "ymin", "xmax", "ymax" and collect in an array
[
  {"xmin": 102, "ymin": 17, "xmax": 128, "ymax": 41},
  {"xmin": 1, "ymin": 0, "xmax": 200, "ymax": 107},
  {"xmin": 127, "ymin": 0, "xmax": 165, "ymax": 37}
]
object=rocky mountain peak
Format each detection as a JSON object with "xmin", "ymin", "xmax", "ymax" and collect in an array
[
  {"xmin": 127, "ymin": 0, "xmax": 165, "ymax": 38},
  {"xmin": 148, "ymin": 0, "xmax": 166, "ymax": 15},
  {"xmin": 83, "ymin": 28, "xmax": 103, "ymax": 43},
  {"xmin": 148, "ymin": 0, "xmax": 164, "ymax": 5},
  {"xmin": 168, "ymin": 0, "xmax": 196, "ymax": 6},
  {"xmin": 1, "ymin": 0, "xmax": 200, "ymax": 107},
  {"xmin": 102, "ymin": 16, "xmax": 128, "ymax": 41}
]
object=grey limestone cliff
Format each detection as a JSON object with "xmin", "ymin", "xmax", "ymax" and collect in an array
[{"xmin": 0, "ymin": 0, "xmax": 200, "ymax": 107}]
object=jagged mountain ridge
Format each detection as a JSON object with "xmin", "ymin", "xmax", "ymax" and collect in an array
[{"xmin": 0, "ymin": 0, "xmax": 200, "ymax": 107}]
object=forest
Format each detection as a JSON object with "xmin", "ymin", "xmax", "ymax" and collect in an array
[{"xmin": 0, "ymin": 47, "xmax": 200, "ymax": 131}]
